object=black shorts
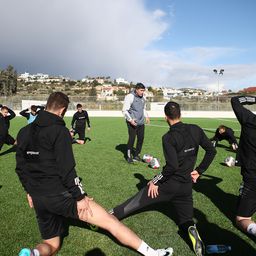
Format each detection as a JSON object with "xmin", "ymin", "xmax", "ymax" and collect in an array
[
  {"xmin": 74, "ymin": 127, "xmax": 85, "ymax": 140},
  {"xmin": 236, "ymin": 180, "xmax": 256, "ymax": 217},
  {"xmin": 32, "ymin": 191, "xmax": 79, "ymax": 240}
]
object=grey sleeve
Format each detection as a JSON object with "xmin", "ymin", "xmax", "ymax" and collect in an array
[{"xmin": 122, "ymin": 94, "xmax": 134, "ymax": 121}]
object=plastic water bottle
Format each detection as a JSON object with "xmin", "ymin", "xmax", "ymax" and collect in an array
[{"xmin": 206, "ymin": 245, "xmax": 231, "ymax": 254}]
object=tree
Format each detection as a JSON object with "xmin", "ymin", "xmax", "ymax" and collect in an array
[
  {"xmin": 0, "ymin": 65, "xmax": 17, "ymax": 96},
  {"xmin": 148, "ymin": 86, "xmax": 153, "ymax": 92}
]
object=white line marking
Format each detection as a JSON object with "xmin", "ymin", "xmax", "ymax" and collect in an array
[
  {"xmin": 146, "ymin": 124, "xmax": 241, "ymax": 132},
  {"xmin": 214, "ymin": 118, "xmax": 239, "ymax": 123}
]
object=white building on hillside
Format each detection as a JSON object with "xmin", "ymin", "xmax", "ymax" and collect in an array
[
  {"xmin": 115, "ymin": 77, "xmax": 129, "ymax": 85},
  {"xmin": 162, "ymin": 88, "xmax": 183, "ymax": 99}
]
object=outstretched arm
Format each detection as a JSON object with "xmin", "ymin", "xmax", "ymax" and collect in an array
[
  {"xmin": 195, "ymin": 128, "xmax": 216, "ymax": 175},
  {"xmin": 231, "ymin": 96, "xmax": 256, "ymax": 125}
]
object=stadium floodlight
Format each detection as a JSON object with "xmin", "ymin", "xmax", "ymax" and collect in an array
[{"xmin": 213, "ymin": 69, "xmax": 225, "ymax": 110}]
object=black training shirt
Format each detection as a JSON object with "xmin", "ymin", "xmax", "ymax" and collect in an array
[
  {"xmin": 71, "ymin": 110, "xmax": 90, "ymax": 129},
  {"xmin": 16, "ymin": 111, "xmax": 86, "ymax": 200},
  {"xmin": 153, "ymin": 122, "xmax": 216, "ymax": 184}
]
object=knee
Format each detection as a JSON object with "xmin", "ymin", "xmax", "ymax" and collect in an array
[
  {"xmin": 41, "ymin": 238, "xmax": 61, "ymax": 255},
  {"xmin": 236, "ymin": 216, "xmax": 251, "ymax": 230},
  {"xmin": 104, "ymin": 214, "xmax": 123, "ymax": 235}
]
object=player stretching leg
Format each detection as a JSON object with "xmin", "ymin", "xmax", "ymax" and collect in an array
[
  {"xmin": 16, "ymin": 92, "xmax": 173, "ymax": 256},
  {"xmin": 110, "ymin": 102, "xmax": 216, "ymax": 256}
]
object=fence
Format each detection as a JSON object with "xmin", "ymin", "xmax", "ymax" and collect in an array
[{"xmin": 1, "ymin": 94, "xmax": 256, "ymax": 112}]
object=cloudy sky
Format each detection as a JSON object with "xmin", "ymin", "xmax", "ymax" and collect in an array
[{"xmin": 0, "ymin": 0, "xmax": 256, "ymax": 91}]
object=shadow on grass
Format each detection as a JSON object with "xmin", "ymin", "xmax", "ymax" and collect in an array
[
  {"xmin": 115, "ymin": 144, "xmax": 127, "ymax": 160},
  {"xmin": 84, "ymin": 248, "xmax": 106, "ymax": 256},
  {"xmin": 0, "ymin": 145, "xmax": 16, "ymax": 156},
  {"xmin": 0, "ymin": 185, "xmax": 2, "ymax": 189},
  {"xmin": 194, "ymin": 174, "xmax": 256, "ymax": 243},
  {"xmin": 193, "ymin": 174, "xmax": 236, "ymax": 223},
  {"xmin": 194, "ymin": 208, "xmax": 256, "ymax": 255}
]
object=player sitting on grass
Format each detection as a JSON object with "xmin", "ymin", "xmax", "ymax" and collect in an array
[{"xmin": 16, "ymin": 92, "xmax": 173, "ymax": 256}]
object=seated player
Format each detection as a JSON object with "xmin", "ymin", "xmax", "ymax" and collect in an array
[{"xmin": 211, "ymin": 125, "xmax": 238, "ymax": 151}]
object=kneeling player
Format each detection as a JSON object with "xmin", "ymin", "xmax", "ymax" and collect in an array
[
  {"xmin": 211, "ymin": 125, "xmax": 238, "ymax": 151},
  {"xmin": 231, "ymin": 96, "xmax": 256, "ymax": 238}
]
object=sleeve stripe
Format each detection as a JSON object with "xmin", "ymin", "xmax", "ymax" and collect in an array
[{"xmin": 152, "ymin": 173, "xmax": 163, "ymax": 184}]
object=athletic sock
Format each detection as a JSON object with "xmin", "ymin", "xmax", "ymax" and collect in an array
[
  {"xmin": 137, "ymin": 241, "xmax": 158, "ymax": 256},
  {"xmin": 32, "ymin": 249, "xmax": 40, "ymax": 256},
  {"xmin": 247, "ymin": 223, "xmax": 256, "ymax": 236}
]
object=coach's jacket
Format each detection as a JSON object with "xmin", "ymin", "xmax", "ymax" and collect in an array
[
  {"xmin": 16, "ymin": 110, "xmax": 86, "ymax": 200},
  {"xmin": 122, "ymin": 90, "xmax": 148, "ymax": 126}
]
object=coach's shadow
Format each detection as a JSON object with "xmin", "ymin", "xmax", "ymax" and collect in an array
[
  {"xmin": 84, "ymin": 248, "xmax": 106, "ymax": 256},
  {"xmin": 193, "ymin": 208, "xmax": 256, "ymax": 255},
  {"xmin": 115, "ymin": 144, "xmax": 127, "ymax": 160}
]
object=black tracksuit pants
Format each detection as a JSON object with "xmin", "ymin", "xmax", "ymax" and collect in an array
[
  {"xmin": 0, "ymin": 134, "xmax": 15, "ymax": 150},
  {"xmin": 127, "ymin": 122, "xmax": 144, "ymax": 157},
  {"xmin": 74, "ymin": 126, "xmax": 85, "ymax": 140},
  {"xmin": 112, "ymin": 178, "xmax": 194, "ymax": 226}
]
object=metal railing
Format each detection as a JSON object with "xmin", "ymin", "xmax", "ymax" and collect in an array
[{"xmin": 1, "ymin": 95, "xmax": 256, "ymax": 112}]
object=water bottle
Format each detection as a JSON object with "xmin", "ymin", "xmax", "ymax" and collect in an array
[{"xmin": 206, "ymin": 245, "xmax": 231, "ymax": 254}]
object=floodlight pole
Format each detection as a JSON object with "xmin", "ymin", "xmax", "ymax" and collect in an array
[{"xmin": 213, "ymin": 69, "xmax": 224, "ymax": 110}]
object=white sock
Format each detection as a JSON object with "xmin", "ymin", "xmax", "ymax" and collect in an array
[
  {"xmin": 137, "ymin": 241, "xmax": 157, "ymax": 256},
  {"xmin": 32, "ymin": 249, "xmax": 40, "ymax": 256},
  {"xmin": 247, "ymin": 223, "xmax": 256, "ymax": 236}
]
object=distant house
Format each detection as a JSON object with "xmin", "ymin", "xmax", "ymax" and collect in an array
[
  {"xmin": 115, "ymin": 77, "xmax": 129, "ymax": 85},
  {"xmin": 18, "ymin": 72, "xmax": 68, "ymax": 83},
  {"xmin": 161, "ymin": 87, "xmax": 183, "ymax": 99},
  {"xmin": 240, "ymin": 86, "xmax": 256, "ymax": 93}
]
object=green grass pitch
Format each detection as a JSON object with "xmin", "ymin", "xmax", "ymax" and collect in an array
[{"xmin": 0, "ymin": 117, "xmax": 256, "ymax": 255}]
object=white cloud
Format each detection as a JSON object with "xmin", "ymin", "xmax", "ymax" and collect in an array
[
  {"xmin": 0, "ymin": 0, "xmax": 255, "ymax": 91},
  {"xmin": 0, "ymin": 0, "xmax": 168, "ymax": 79}
]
